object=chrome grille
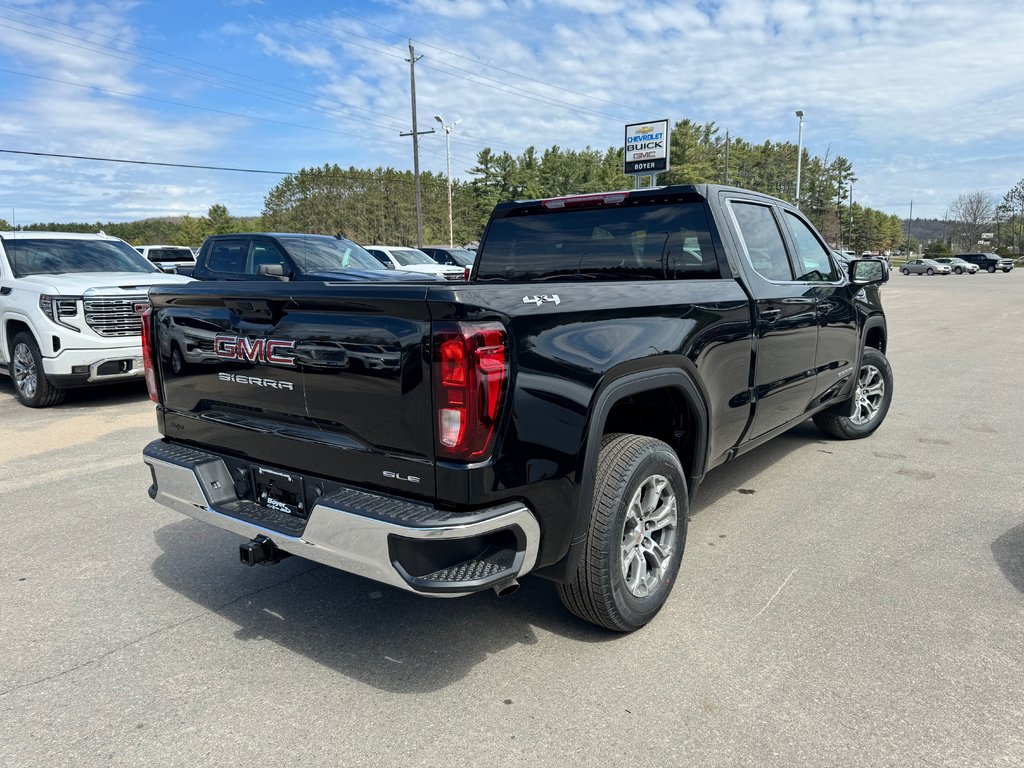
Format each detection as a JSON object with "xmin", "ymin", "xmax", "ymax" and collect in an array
[{"xmin": 84, "ymin": 296, "xmax": 147, "ymax": 337}]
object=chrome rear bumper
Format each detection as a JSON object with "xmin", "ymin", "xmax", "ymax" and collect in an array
[{"xmin": 143, "ymin": 440, "xmax": 539, "ymax": 596}]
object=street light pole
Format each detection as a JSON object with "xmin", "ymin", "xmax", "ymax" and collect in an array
[
  {"xmin": 794, "ymin": 110, "xmax": 804, "ymax": 209},
  {"xmin": 848, "ymin": 177, "xmax": 857, "ymax": 250},
  {"xmin": 434, "ymin": 115, "xmax": 460, "ymax": 248}
]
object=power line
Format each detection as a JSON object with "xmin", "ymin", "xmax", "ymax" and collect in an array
[
  {"xmin": 0, "ymin": 14, "xmax": 411, "ymax": 134},
  {"xmin": 0, "ymin": 2, "xmax": 407, "ymax": 128},
  {"xmin": 0, "ymin": 148, "xmax": 461, "ymax": 186},
  {"xmin": 0, "ymin": 67, "xmax": 449, "ymax": 161},
  {"xmin": 0, "ymin": 3, "xmax": 525, "ymax": 161},
  {"xmin": 0, "ymin": 148, "xmax": 291, "ymax": 174}
]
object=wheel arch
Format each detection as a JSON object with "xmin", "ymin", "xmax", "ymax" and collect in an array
[
  {"xmin": 862, "ymin": 315, "xmax": 886, "ymax": 355},
  {"xmin": 542, "ymin": 364, "xmax": 710, "ymax": 582},
  {"xmin": 3, "ymin": 315, "xmax": 40, "ymax": 358}
]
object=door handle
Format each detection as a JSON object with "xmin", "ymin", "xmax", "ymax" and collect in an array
[{"xmin": 760, "ymin": 308, "xmax": 782, "ymax": 322}]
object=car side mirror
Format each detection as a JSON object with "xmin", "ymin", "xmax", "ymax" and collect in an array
[
  {"xmin": 258, "ymin": 264, "xmax": 288, "ymax": 279},
  {"xmin": 849, "ymin": 258, "xmax": 888, "ymax": 285}
]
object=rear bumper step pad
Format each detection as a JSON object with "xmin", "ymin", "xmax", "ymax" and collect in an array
[{"xmin": 143, "ymin": 439, "xmax": 540, "ymax": 596}]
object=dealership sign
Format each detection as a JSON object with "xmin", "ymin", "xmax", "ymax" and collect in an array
[{"xmin": 624, "ymin": 119, "xmax": 670, "ymax": 175}]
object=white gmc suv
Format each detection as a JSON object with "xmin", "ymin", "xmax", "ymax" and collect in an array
[{"xmin": 0, "ymin": 231, "xmax": 193, "ymax": 407}]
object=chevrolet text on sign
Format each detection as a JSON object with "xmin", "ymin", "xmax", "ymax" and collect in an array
[{"xmin": 624, "ymin": 119, "xmax": 670, "ymax": 175}]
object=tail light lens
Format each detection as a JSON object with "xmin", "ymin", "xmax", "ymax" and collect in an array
[
  {"xmin": 433, "ymin": 321, "xmax": 508, "ymax": 460},
  {"xmin": 140, "ymin": 306, "xmax": 158, "ymax": 402}
]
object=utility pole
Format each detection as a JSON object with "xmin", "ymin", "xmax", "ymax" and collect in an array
[
  {"xmin": 794, "ymin": 110, "xmax": 804, "ymax": 208},
  {"xmin": 724, "ymin": 129, "xmax": 730, "ymax": 185},
  {"xmin": 906, "ymin": 199, "xmax": 913, "ymax": 255},
  {"xmin": 848, "ymin": 177, "xmax": 857, "ymax": 250},
  {"xmin": 400, "ymin": 41, "xmax": 434, "ymax": 247}
]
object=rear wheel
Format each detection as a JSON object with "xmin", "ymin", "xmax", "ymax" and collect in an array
[
  {"xmin": 813, "ymin": 348, "xmax": 892, "ymax": 440},
  {"xmin": 901, "ymin": 268, "xmax": 909, "ymax": 275},
  {"xmin": 9, "ymin": 333, "xmax": 66, "ymax": 407},
  {"xmin": 557, "ymin": 434, "xmax": 687, "ymax": 632},
  {"xmin": 955, "ymin": 267, "xmax": 963, "ymax": 274},
  {"xmin": 988, "ymin": 266, "xmax": 996, "ymax": 273},
  {"xmin": 926, "ymin": 268, "xmax": 934, "ymax": 275}
]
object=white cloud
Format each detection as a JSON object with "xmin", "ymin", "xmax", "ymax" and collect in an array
[
  {"xmin": 4, "ymin": 0, "xmax": 1024, "ymax": 221},
  {"xmin": 255, "ymin": 33, "xmax": 337, "ymax": 69}
]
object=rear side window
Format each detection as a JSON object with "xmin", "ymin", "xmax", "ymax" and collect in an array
[
  {"xmin": 205, "ymin": 239, "xmax": 247, "ymax": 274},
  {"xmin": 730, "ymin": 202, "xmax": 793, "ymax": 281},
  {"xmin": 476, "ymin": 201, "xmax": 721, "ymax": 281}
]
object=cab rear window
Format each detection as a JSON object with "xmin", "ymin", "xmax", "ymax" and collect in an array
[{"xmin": 475, "ymin": 201, "xmax": 721, "ymax": 281}]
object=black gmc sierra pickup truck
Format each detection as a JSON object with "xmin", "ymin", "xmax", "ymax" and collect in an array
[{"xmin": 142, "ymin": 184, "xmax": 892, "ymax": 632}]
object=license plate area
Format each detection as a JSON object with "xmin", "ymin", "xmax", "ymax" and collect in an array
[{"xmin": 251, "ymin": 465, "xmax": 306, "ymax": 518}]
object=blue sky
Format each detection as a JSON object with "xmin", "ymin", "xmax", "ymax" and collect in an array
[{"xmin": 1, "ymin": 0, "xmax": 1022, "ymax": 223}]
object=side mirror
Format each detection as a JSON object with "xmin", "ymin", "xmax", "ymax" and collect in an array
[
  {"xmin": 257, "ymin": 264, "xmax": 288, "ymax": 279},
  {"xmin": 849, "ymin": 258, "xmax": 888, "ymax": 285}
]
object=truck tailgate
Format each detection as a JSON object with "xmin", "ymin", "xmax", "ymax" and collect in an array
[{"xmin": 149, "ymin": 282, "xmax": 436, "ymax": 498}]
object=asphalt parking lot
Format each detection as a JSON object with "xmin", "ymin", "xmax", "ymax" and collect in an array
[{"xmin": 1, "ymin": 270, "xmax": 1022, "ymax": 767}]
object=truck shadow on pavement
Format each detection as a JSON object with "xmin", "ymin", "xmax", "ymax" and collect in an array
[
  {"xmin": 991, "ymin": 522, "xmax": 1024, "ymax": 593},
  {"xmin": 150, "ymin": 519, "xmax": 614, "ymax": 695},
  {"xmin": 148, "ymin": 420, "xmax": 835, "ymax": 694}
]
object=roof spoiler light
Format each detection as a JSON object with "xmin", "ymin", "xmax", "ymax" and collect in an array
[{"xmin": 541, "ymin": 191, "xmax": 630, "ymax": 210}]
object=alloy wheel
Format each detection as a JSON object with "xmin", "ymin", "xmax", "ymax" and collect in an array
[
  {"xmin": 851, "ymin": 363, "xmax": 885, "ymax": 425},
  {"xmin": 12, "ymin": 342, "xmax": 38, "ymax": 399},
  {"xmin": 621, "ymin": 474, "xmax": 678, "ymax": 598}
]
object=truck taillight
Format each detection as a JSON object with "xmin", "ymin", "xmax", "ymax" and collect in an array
[
  {"xmin": 140, "ymin": 306, "xmax": 158, "ymax": 402},
  {"xmin": 433, "ymin": 322, "xmax": 507, "ymax": 460}
]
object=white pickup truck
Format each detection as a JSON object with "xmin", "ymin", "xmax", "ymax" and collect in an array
[{"xmin": 0, "ymin": 231, "xmax": 193, "ymax": 406}]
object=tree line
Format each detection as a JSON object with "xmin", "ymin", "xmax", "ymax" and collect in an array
[{"xmin": 8, "ymin": 118, "xmax": 1019, "ymax": 257}]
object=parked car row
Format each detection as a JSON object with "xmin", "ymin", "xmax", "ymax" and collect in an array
[
  {"xmin": 900, "ymin": 253, "xmax": 1014, "ymax": 276},
  {"xmin": 136, "ymin": 238, "xmax": 477, "ymax": 280},
  {"xmin": 0, "ymin": 230, "xmax": 482, "ymax": 406}
]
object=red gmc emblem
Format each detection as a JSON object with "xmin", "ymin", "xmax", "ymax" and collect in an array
[
  {"xmin": 134, "ymin": 302, "xmax": 149, "ymax": 314},
  {"xmin": 214, "ymin": 334, "xmax": 297, "ymax": 367}
]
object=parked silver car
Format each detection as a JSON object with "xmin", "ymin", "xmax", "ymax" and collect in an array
[
  {"xmin": 932, "ymin": 257, "xmax": 978, "ymax": 274},
  {"xmin": 900, "ymin": 258, "xmax": 951, "ymax": 276}
]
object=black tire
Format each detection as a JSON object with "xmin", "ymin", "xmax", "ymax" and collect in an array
[
  {"xmin": 813, "ymin": 347, "xmax": 893, "ymax": 440},
  {"xmin": 901, "ymin": 268, "xmax": 909, "ymax": 275},
  {"xmin": 557, "ymin": 434, "xmax": 688, "ymax": 632},
  {"xmin": 169, "ymin": 343, "xmax": 185, "ymax": 376},
  {"xmin": 955, "ymin": 267, "xmax": 963, "ymax": 274},
  {"xmin": 988, "ymin": 266, "xmax": 996, "ymax": 273},
  {"xmin": 926, "ymin": 268, "xmax": 934, "ymax": 275},
  {"xmin": 9, "ymin": 332, "xmax": 66, "ymax": 407}
]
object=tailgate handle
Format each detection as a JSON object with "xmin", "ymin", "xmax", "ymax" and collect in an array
[{"xmin": 225, "ymin": 299, "xmax": 274, "ymax": 322}]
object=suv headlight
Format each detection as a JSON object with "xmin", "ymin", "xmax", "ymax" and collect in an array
[{"xmin": 39, "ymin": 295, "xmax": 80, "ymax": 330}]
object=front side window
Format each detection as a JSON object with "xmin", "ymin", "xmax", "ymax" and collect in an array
[
  {"xmin": 784, "ymin": 211, "xmax": 839, "ymax": 281},
  {"xmin": 730, "ymin": 202, "xmax": 793, "ymax": 282},
  {"xmin": 5, "ymin": 238, "xmax": 160, "ymax": 277},
  {"xmin": 389, "ymin": 248, "xmax": 436, "ymax": 267},
  {"xmin": 248, "ymin": 240, "xmax": 289, "ymax": 276},
  {"xmin": 279, "ymin": 236, "xmax": 383, "ymax": 272}
]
